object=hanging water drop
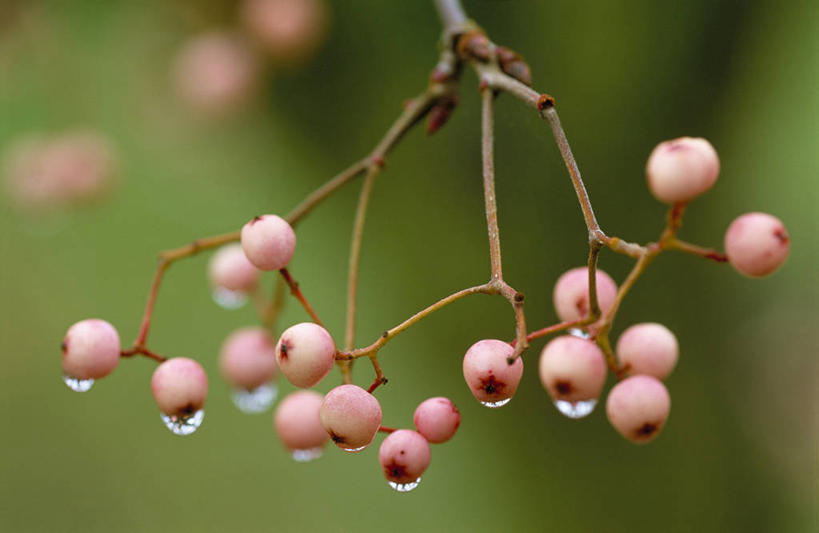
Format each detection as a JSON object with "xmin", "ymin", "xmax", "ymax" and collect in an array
[
  {"xmin": 231, "ymin": 383, "xmax": 277, "ymax": 414},
  {"xmin": 480, "ymin": 398, "xmax": 511, "ymax": 408},
  {"xmin": 62, "ymin": 374, "xmax": 94, "ymax": 392},
  {"xmin": 568, "ymin": 328, "xmax": 591, "ymax": 339},
  {"xmin": 554, "ymin": 399, "xmax": 596, "ymax": 419},
  {"xmin": 291, "ymin": 447, "xmax": 324, "ymax": 462},
  {"xmin": 160, "ymin": 409, "xmax": 205, "ymax": 435},
  {"xmin": 211, "ymin": 287, "xmax": 248, "ymax": 310},
  {"xmin": 342, "ymin": 445, "xmax": 367, "ymax": 453},
  {"xmin": 388, "ymin": 478, "xmax": 421, "ymax": 493}
]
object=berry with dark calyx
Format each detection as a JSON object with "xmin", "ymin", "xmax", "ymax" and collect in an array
[
  {"xmin": 241, "ymin": 214, "xmax": 296, "ymax": 271},
  {"xmin": 379, "ymin": 429, "xmax": 431, "ymax": 491},
  {"xmin": 61, "ymin": 319, "xmax": 120, "ymax": 382},
  {"xmin": 539, "ymin": 335, "xmax": 607, "ymax": 404},
  {"xmin": 553, "ymin": 266, "xmax": 617, "ymax": 323},
  {"xmin": 645, "ymin": 137, "xmax": 720, "ymax": 204},
  {"xmin": 320, "ymin": 384, "xmax": 382, "ymax": 452},
  {"xmin": 616, "ymin": 323, "xmax": 679, "ymax": 380},
  {"xmin": 151, "ymin": 358, "xmax": 209, "ymax": 419},
  {"xmin": 724, "ymin": 212, "xmax": 790, "ymax": 278},
  {"xmin": 462, "ymin": 339, "xmax": 523, "ymax": 408},
  {"xmin": 606, "ymin": 375, "xmax": 671, "ymax": 444},
  {"xmin": 275, "ymin": 322, "xmax": 335, "ymax": 388},
  {"xmin": 413, "ymin": 397, "xmax": 460, "ymax": 444}
]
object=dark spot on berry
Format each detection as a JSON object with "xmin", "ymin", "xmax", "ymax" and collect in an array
[
  {"xmin": 329, "ymin": 430, "xmax": 346, "ymax": 444},
  {"xmin": 384, "ymin": 460, "xmax": 408, "ymax": 481},
  {"xmin": 250, "ymin": 215, "xmax": 263, "ymax": 224},
  {"xmin": 179, "ymin": 403, "xmax": 196, "ymax": 416},
  {"xmin": 61, "ymin": 339, "xmax": 68, "ymax": 354},
  {"xmin": 773, "ymin": 227, "xmax": 790, "ymax": 244},
  {"xmin": 555, "ymin": 380, "xmax": 573, "ymax": 395},
  {"xmin": 480, "ymin": 374, "xmax": 505, "ymax": 396},
  {"xmin": 575, "ymin": 297, "xmax": 588, "ymax": 316},
  {"xmin": 279, "ymin": 341, "xmax": 289, "ymax": 360},
  {"xmin": 399, "ymin": 450, "xmax": 405, "ymax": 455},
  {"xmin": 635, "ymin": 422, "xmax": 658, "ymax": 438}
]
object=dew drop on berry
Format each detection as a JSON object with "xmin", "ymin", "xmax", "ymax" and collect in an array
[
  {"xmin": 388, "ymin": 478, "xmax": 421, "ymax": 493},
  {"xmin": 480, "ymin": 398, "xmax": 511, "ymax": 408},
  {"xmin": 231, "ymin": 383, "xmax": 278, "ymax": 414},
  {"xmin": 62, "ymin": 374, "xmax": 94, "ymax": 392},
  {"xmin": 211, "ymin": 287, "xmax": 248, "ymax": 309},
  {"xmin": 553, "ymin": 398, "xmax": 597, "ymax": 419},
  {"xmin": 568, "ymin": 328, "xmax": 591, "ymax": 339},
  {"xmin": 160, "ymin": 409, "xmax": 205, "ymax": 435},
  {"xmin": 291, "ymin": 447, "xmax": 324, "ymax": 462}
]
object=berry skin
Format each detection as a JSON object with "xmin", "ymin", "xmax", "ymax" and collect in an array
[
  {"xmin": 616, "ymin": 323, "xmax": 679, "ymax": 380},
  {"xmin": 606, "ymin": 375, "xmax": 671, "ymax": 444},
  {"xmin": 462, "ymin": 339, "xmax": 524, "ymax": 406},
  {"xmin": 724, "ymin": 212, "xmax": 790, "ymax": 278},
  {"xmin": 151, "ymin": 358, "xmax": 209, "ymax": 417},
  {"xmin": 538, "ymin": 335, "xmax": 607, "ymax": 403},
  {"xmin": 275, "ymin": 322, "xmax": 335, "ymax": 388},
  {"xmin": 274, "ymin": 390, "xmax": 328, "ymax": 452},
  {"xmin": 552, "ymin": 267, "xmax": 617, "ymax": 323},
  {"xmin": 240, "ymin": 214, "xmax": 296, "ymax": 271},
  {"xmin": 320, "ymin": 384, "xmax": 382, "ymax": 452},
  {"xmin": 61, "ymin": 319, "xmax": 121, "ymax": 380},
  {"xmin": 413, "ymin": 397, "xmax": 460, "ymax": 444},
  {"xmin": 240, "ymin": 0, "xmax": 328, "ymax": 65},
  {"xmin": 208, "ymin": 244, "xmax": 260, "ymax": 293},
  {"xmin": 645, "ymin": 137, "xmax": 720, "ymax": 204},
  {"xmin": 219, "ymin": 327, "xmax": 278, "ymax": 390},
  {"xmin": 378, "ymin": 430, "xmax": 431, "ymax": 485}
]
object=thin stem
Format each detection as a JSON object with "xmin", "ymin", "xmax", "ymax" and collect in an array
[
  {"xmin": 120, "ymin": 346, "xmax": 166, "ymax": 363},
  {"xmin": 377, "ymin": 425, "xmax": 397, "ymax": 434},
  {"xmin": 433, "ymin": 0, "xmax": 468, "ymax": 32},
  {"xmin": 481, "ymin": 89, "xmax": 503, "ymax": 281},
  {"xmin": 586, "ymin": 240, "xmax": 603, "ymax": 319},
  {"xmin": 285, "ymin": 158, "xmax": 369, "ymax": 226},
  {"xmin": 519, "ymin": 318, "xmax": 587, "ymax": 345},
  {"xmin": 278, "ymin": 268, "xmax": 325, "ymax": 327},
  {"xmin": 366, "ymin": 356, "xmax": 387, "ymax": 393},
  {"xmin": 665, "ymin": 239, "xmax": 728, "ymax": 262}
]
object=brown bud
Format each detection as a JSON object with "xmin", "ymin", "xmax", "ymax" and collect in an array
[
  {"xmin": 426, "ymin": 97, "xmax": 458, "ymax": 135},
  {"xmin": 456, "ymin": 31, "xmax": 491, "ymax": 62},
  {"xmin": 497, "ymin": 46, "xmax": 532, "ymax": 86}
]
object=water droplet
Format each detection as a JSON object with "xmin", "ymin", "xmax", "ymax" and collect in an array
[
  {"xmin": 554, "ymin": 399, "xmax": 596, "ymax": 419},
  {"xmin": 342, "ymin": 445, "xmax": 367, "ymax": 453},
  {"xmin": 568, "ymin": 328, "xmax": 591, "ymax": 339},
  {"xmin": 211, "ymin": 287, "xmax": 248, "ymax": 310},
  {"xmin": 291, "ymin": 447, "xmax": 323, "ymax": 462},
  {"xmin": 388, "ymin": 477, "xmax": 421, "ymax": 492},
  {"xmin": 480, "ymin": 398, "xmax": 511, "ymax": 408},
  {"xmin": 62, "ymin": 374, "xmax": 94, "ymax": 392},
  {"xmin": 231, "ymin": 383, "xmax": 277, "ymax": 414},
  {"xmin": 160, "ymin": 409, "xmax": 205, "ymax": 435}
]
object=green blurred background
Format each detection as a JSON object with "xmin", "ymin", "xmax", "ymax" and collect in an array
[{"xmin": 1, "ymin": 1, "xmax": 816, "ymax": 531}]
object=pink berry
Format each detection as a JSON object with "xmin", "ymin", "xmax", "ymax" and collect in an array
[
  {"xmin": 320, "ymin": 384, "xmax": 382, "ymax": 452},
  {"xmin": 413, "ymin": 397, "xmax": 460, "ymax": 444},
  {"xmin": 61, "ymin": 319, "xmax": 120, "ymax": 380},
  {"xmin": 538, "ymin": 335, "xmax": 607, "ymax": 403},
  {"xmin": 151, "ymin": 358, "xmax": 209, "ymax": 417},
  {"xmin": 219, "ymin": 327, "xmax": 278, "ymax": 390},
  {"xmin": 462, "ymin": 339, "xmax": 523, "ymax": 407},
  {"xmin": 552, "ymin": 267, "xmax": 617, "ymax": 323},
  {"xmin": 208, "ymin": 244, "xmax": 260, "ymax": 293},
  {"xmin": 616, "ymin": 323, "xmax": 678, "ymax": 380},
  {"xmin": 606, "ymin": 375, "xmax": 671, "ymax": 444},
  {"xmin": 173, "ymin": 32, "xmax": 258, "ymax": 114},
  {"xmin": 240, "ymin": 214, "xmax": 296, "ymax": 271},
  {"xmin": 378, "ymin": 430, "xmax": 431, "ymax": 485},
  {"xmin": 275, "ymin": 322, "xmax": 335, "ymax": 388},
  {"xmin": 724, "ymin": 212, "xmax": 790, "ymax": 278},
  {"xmin": 274, "ymin": 390, "xmax": 328, "ymax": 453},
  {"xmin": 645, "ymin": 137, "xmax": 720, "ymax": 204},
  {"xmin": 240, "ymin": 0, "xmax": 328, "ymax": 65}
]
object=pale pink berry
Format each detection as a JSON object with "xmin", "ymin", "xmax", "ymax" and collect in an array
[
  {"xmin": 378, "ymin": 430, "xmax": 431, "ymax": 485},
  {"xmin": 552, "ymin": 267, "xmax": 617, "ymax": 322},
  {"xmin": 151, "ymin": 358, "xmax": 209, "ymax": 417},
  {"xmin": 274, "ymin": 390, "xmax": 328, "ymax": 452},
  {"xmin": 173, "ymin": 32, "xmax": 258, "ymax": 114},
  {"xmin": 616, "ymin": 323, "xmax": 678, "ymax": 380},
  {"xmin": 538, "ymin": 335, "xmax": 607, "ymax": 403},
  {"xmin": 219, "ymin": 327, "xmax": 278, "ymax": 390},
  {"xmin": 606, "ymin": 375, "xmax": 671, "ymax": 444},
  {"xmin": 320, "ymin": 384, "xmax": 382, "ymax": 452},
  {"xmin": 208, "ymin": 244, "xmax": 260, "ymax": 293},
  {"xmin": 413, "ymin": 397, "xmax": 460, "ymax": 444},
  {"xmin": 724, "ymin": 212, "xmax": 790, "ymax": 278},
  {"xmin": 61, "ymin": 319, "xmax": 120, "ymax": 380},
  {"xmin": 240, "ymin": 0, "xmax": 328, "ymax": 65},
  {"xmin": 275, "ymin": 322, "xmax": 335, "ymax": 388},
  {"xmin": 241, "ymin": 214, "xmax": 296, "ymax": 271},
  {"xmin": 645, "ymin": 137, "xmax": 720, "ymax": 204},
  {"xmin": 462, "ymin": 339, "xmax": 523, "ymax": 407}
]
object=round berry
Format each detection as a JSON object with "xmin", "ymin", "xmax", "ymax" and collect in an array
[
  {"xmin": 645, "ymin": 137, "xmax": 720, "ymax": 204},
  {"xmin": 275, "ymin": 322, "xmax": 335, "ymax": 388},
  {"xmin": 240, "ymin": 0, "xmax": 328, "ymax": 65},
  {"xmin": 274, "ymin": 390, "xmax": 328, "ymax": 452},
  {"xmin": 553, "ymin": 267, "xmax": 617, "ymax": 323},
  {"xmin": 173, "ymin": 32, "xmax": 258, "ymax": 114},
  {"xmin": 413, "ymin": 397, "xmax": 460, "ymax": 444},
  {"xmin": 208, "ymin": 244, "xmax": 260, "ymax": 293},
  {"xmin": 240, "ymin": 214, "xmax": 296, "ymax": 271},
  {"xmin": 219, "ymin": 327, "xmax": 278, "ymax": 390},
  {"xmin": 378, "ymin": 430, "xmax": 431, "ymax": 485},
  {"xmin": 616, "ymin": 323, "xmax": 678, "ymax": 380},
  {"xmin": 606, "ymin": 375, "xmax": 671, "ymax": 444},
  {"xmin": 538, "ymin": 335, "xmax": 607, "ymax": 403},
  {"xmin": 61, "ymin": 319, "xmax": 120, "ymax": 380},
  {"xmin": 320, "ymin": 384, "xmax": 382, "ymax": 452},
  {"xmin": 151, "ymin": 358, "xmax": 209, "ymax": 417},
  {"xmin": 462, "ymin": 339, "xmax": 523, "ymax": 406},
  {"xmin": 724, "ymin": 212, "xmax": 790, "ymax": 278}
]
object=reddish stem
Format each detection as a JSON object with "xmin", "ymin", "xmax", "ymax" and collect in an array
[
  {"xmin": 377, "ymin": 425, "xmax": 397, "ymax": 434},
  {"xmin": 278, "ymin": 268, "xmax": 325, "ymax": 327},
  {"xmin": 120, "ymin": 346, "xmax": 166, "ymax": 363},
  {"xmin": 515, "ymin": 319, "xmax": 587, "ymax": 346}
]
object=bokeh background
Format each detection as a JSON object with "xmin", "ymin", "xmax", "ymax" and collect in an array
[{"xmin": 1, "ymin": 1, "xmax": 816, "ymax": 532}]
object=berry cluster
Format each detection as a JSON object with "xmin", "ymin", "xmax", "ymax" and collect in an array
[{"xmin": 59, "ymin": 0, "xmax": 790, "ymax": 492}]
